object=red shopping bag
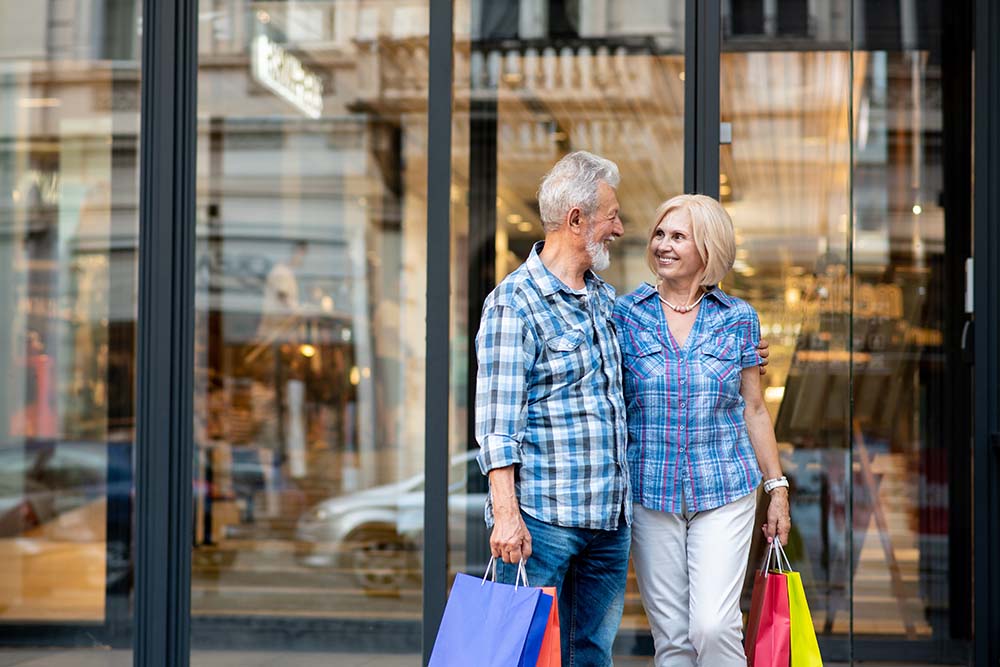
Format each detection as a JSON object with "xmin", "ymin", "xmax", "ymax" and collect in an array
[
  {"xmin": 745, "ymin": 542, "xmax": 791, "ymax": 667},
  {"xmin": 536, "ymin": 587, "xmax": 561, "ymax": 667}
]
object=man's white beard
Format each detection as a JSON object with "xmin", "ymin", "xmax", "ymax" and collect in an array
[{"xmin": 587, "ymin": 236, "xmax": 611, "ymax": 271}]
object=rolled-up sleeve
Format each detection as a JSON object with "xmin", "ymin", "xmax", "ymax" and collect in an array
[
  {"xmin": 475, "ymin": 304, "xmax": 536, "ymax": 475},
  {"xmin": 740, "ymin": 307, "xmax": 762, "ymax": 368}
]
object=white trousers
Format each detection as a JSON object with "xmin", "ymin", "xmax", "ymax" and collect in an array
[{"xmin": 631, "ymin": 492, "xmax": 757, "ymax": 667}]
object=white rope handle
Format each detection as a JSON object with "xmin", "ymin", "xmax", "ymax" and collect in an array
[
  {"xmin": 516, "ymin": 559, "xmax": 530, "ymax": 589},
  {"xmin": 481, "ymin": 556, "xmax": 530, "ymax": 588},
  {"xmin": 482, "ymin": 556, "xmax": 498, "ymax": 585},
  {"xmin": 774, "ymin": 540, "xmax": 793, "ymax": 572},
  {"xmin": 759, "ymin": 539, "xmax": 778, "ymax": 576}
]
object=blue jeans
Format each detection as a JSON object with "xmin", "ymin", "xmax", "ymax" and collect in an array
[{"xmin": 496, "ymin": 510, "xmax": 631, "ymax": 667}]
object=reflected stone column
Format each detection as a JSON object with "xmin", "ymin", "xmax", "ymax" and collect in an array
[{"xmin": 345, "ymin": 196, "xmax": 376, "ymax": 489}]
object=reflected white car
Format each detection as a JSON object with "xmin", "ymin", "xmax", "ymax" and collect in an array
[{"xmin": 295, "ymin": 450, "xmax": 488, "ymax": 595}]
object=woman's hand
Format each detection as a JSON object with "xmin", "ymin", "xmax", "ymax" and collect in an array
[
  {"xmin": 763, "ymin": 487, "xmax": 791, "ymax": 546},
  {"xmin": 757, "ymin": 338, "xmax": 770, "ymax": 375}
]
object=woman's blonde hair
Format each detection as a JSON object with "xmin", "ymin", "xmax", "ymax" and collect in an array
[{"xmin": 646, "ymin": 194, "xmax": 736, "ymax": 287}]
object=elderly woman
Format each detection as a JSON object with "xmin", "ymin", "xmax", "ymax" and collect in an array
[{"xmin": 612, "ymin": 194, "xmax": 791, "ymax": 667}]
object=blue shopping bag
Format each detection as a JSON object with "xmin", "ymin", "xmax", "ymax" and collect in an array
[{"xmin": 429, "ymin": 559, "xmax": 554, "ymax": 667}]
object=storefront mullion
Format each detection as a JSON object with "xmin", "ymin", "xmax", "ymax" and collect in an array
[
  {"xmin": 422, "ymin": 0, "xmax": 455, "ymax": 663},
  {"xmin": 685, "ymin": 0, "xmax": 720, "ymax": 196},
  {"xmin": 973, "ymin": 0, "xmax": 1000, "ymax": 664},
  {"xmin": 133, "ymin": 0, "xmax": 199, "ymax": 664}
]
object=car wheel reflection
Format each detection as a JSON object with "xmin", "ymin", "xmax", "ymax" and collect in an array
[{"xmin": 343, "ymin": 525, "xmax": 418, "ymax": 596}]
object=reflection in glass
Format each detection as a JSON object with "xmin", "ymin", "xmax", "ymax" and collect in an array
[
  {"xmin": 720, "ymin": 45, "xmax": 853, "ymax": 654},
  {"xmin": 850, "ymin": 37, "xmax": 971, "ymax": 659},
  {"xmin": 450, "ymin": 0, "xmax": 687, "ymax": 654},
  {"xmin": 0, "ymin": 0, "xmax": 139, "ymax": 635},
  {"xmin": 722, "ymin": 1, "xmax": 973, "ymax": 663},
  {"xmin": 192, "ymin": 0, "xmax": 429, "ymax": 656}
]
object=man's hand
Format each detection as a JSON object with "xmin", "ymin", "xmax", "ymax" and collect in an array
[
  {"xmin": 488, "ymin": 465, "xmax": 532, "ymax": 563},
  {"xmin": 490, "ymin": 511, "xmax": 532, "ymax": 564},
  {"xmin": 757, "ymin": 338, "xmax": 770, "ymax": 375}
]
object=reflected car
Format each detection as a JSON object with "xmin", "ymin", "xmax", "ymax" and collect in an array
[{"xmin": 295, "ymin": 450, "xmax": 489, "ymax": 595}]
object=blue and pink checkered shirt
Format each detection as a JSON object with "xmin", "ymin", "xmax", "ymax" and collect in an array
[
  {"xmin": 475, "ymin": 243, "xmax": 630, "ymax": 530},
  {"xmin": 613, "ymin": 283, "xmax": 762, "ymax": 513}
]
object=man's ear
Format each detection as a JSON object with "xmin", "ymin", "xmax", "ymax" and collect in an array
[{"xmin": 567, "ymin": 207, "xmax": 583, "ymax": 232}]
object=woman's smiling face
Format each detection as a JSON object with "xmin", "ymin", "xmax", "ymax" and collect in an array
[{"xmin": 650, "ymin": 210, "xmax": 705, "ymax": 285}]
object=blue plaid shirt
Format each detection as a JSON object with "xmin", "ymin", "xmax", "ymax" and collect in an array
[
  {"xmin": 475, "ymin": 243, "xmax": 631, "ymax": 530},
  {"xmin": 613, "ymin": 283, "xmax": 762, "ymax": 513}
]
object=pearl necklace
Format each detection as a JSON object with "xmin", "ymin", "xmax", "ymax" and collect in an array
[{"xmin": 657, "ymin": 289, "xmax": 706, "ymax": 314}]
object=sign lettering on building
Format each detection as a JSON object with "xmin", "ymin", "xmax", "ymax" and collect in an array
[{"xmin": 251, "ymin": 35, "xmax": 324, "ymax": 119}]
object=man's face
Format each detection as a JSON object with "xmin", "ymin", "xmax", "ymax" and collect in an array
[{"xmin": 583, "ymin": 181, "xmax": 624, "ymax": 271}]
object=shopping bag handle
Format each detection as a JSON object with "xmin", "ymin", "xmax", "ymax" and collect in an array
[
  {"xmin": 759, "ymin": 540, "xmax": 776, "ymax": 576},
  {"xmin": 481, "ymin": 556, "xmax": 531, "ymax": 589},
  {"xmin": 759, "ymin": 539, "xmax": 788, "ymax": 577},
  {"xmin": 773, "ymin": 539, "xmax": 793, "ymax": 572}
]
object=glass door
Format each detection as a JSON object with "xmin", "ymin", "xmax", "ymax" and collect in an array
[
  {"xmin": 719, "ymin": 0, "xmax": 972, "ymax": 663},
  {"xmin": 449, "ymin": 0, "xmax": 687, "ymax": 655},
  {"xmin": 451, "ymin": 0, "xmax": 974, "ymax": 664}
]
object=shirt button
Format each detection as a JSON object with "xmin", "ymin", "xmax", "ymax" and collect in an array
[
  {"xmin": 680, "ymin": 402, "xmax": 686, "ymax": 408},
  {"xmin": 680, "ymin": 425, "xmax": 686, "ymax": 431},
  {"xmin": 679, "ymin": 378, "xmax": 686, "ymax": 384}
]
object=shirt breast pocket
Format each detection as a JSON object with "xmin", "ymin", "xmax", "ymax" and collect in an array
[
  {"xmin": 623, "ymin": 337, "xmax": 665, "ymax": 381},
  {"xmin": 544, "ymin": 329, "xmax": 588, "ymax": 384},
  {"xmin": 700, "ymin": 336, "xmax": 740, "ymax": 388}
]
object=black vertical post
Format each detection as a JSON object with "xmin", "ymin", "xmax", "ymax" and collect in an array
[
  {"xmin": 939, "ymin": 0, "xmax": 974, "ymax": 641},
  {"xmin": 974, "ymin": 0, "xmax": 1000, "ymax": 665},
  {"xmin": 696, "ymin": 0, "xmax": 720, "ymax": 199},
  {"xmin": 134, "ymin": 0, "xmax": 198, "ymax": 665},
  {"xmin": 464, "ymin": 97, "xmax": 498, "ymax": 574},
  {"xmin": 683, "ymin": 0, "xmax": 697, "ymax": 194},
  {"xmin": 685, "ymin": 0, "xmax": 721, "ymax": 197},
  {"xmin": 423, "ymin": 0, "xmax": 453, "ymax": 664}
]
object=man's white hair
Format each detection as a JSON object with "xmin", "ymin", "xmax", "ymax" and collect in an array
[{"xmin": 537, "ymin": 151, "xmax": 621, "ymax": 233}]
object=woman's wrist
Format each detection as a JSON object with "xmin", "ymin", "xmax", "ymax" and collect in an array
[{"xmin": 763, "ymin": 475, "xmax": 789, "ymax": 494}]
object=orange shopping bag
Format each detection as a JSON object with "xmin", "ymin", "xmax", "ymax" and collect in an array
[{"xmin": 536, "ymin": 587, "xmax": 561, "ymax": 667}]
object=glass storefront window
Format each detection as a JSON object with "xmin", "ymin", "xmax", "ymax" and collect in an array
[
  {"xmin": 0, "ymin": 0, "xmax": 140, "ymax": 640},
  {"xmin": 0, "ymin": 0, "xmax": 980, "ymax": 664},
  {"xmin": 192, "ymin": 0, "xmax": 429, "ymax": 658}
]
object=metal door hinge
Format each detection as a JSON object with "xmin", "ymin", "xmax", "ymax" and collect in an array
[
  {"xmin": 720, "ymin": 122, "xmax": 732, "ymax": 145},
  {"xmin": 965, "ymin": 257, "xmax": 974, "ymax": 314}
]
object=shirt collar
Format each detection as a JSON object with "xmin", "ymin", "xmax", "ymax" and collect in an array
[
  {"xmin": 527, "ymin": 241, "xmax": 607, "ymax": 297},
  {"xmin": 634, "ymin": 282, "xmax": 736, "ymax": 308}
]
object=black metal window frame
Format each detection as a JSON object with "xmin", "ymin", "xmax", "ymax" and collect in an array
[
  {"xmin": 973, "ymin": 0, "xmax": 1000, "ymax": 665},
  {"xmin": 133, "ymin": 0, "xmax": 198, "ymax": 665}
]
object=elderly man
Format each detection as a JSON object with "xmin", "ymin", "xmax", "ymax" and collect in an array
[{"xmin": 475, "ymin": 151, "xmax": 630, "ymax": 666}]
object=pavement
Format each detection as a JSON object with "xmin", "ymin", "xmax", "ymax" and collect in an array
[{"xmin": 0, "ymin": 650, "xmax": 956, "ymax": 667}]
